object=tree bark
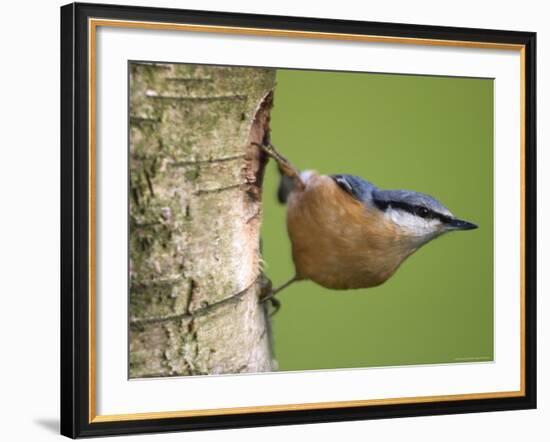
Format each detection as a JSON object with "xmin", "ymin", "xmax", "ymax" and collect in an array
[{"xmin": 129, "ymin": 62, "xmax": 276, "ymax": 378}]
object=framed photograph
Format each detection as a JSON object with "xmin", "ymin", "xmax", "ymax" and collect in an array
[{"xmin": 60, "ymin": 2, "xmax": 536, "ymax": 438}]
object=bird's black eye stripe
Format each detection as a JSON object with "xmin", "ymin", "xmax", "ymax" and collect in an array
[
  {"xmin": 375, "ymin": 199, "xmax": 451, "ymax": 222},
  {"xmin": 415, "ymin": 206, "xmax": 431, "ymax": 218}
]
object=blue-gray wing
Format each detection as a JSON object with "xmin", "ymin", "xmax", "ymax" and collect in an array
[{"xmin": 330, "ymin": 174, "xmax": 377, "ymax": 205}]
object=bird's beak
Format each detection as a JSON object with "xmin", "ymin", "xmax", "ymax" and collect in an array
[{"xmin": 446, "ymin": 218, "xmax": 478, "ymax": 231}]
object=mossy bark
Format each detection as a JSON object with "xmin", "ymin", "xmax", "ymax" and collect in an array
[{"xmin": 129, "ymin": 62, "xmax": 276, "ymax": 378}]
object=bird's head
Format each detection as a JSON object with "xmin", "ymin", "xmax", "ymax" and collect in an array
[
  {"xmin": 372, "ymin": 189, "xmax": 477, "ymax": 246},
  {"xmin": 332, "ymin": 174, "xmax": 478, "ymax": 249}
]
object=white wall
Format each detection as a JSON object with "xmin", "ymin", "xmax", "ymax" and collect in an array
[{"xmin": 0, "ymin": 0, "xmax": 546, "ymax": 440}]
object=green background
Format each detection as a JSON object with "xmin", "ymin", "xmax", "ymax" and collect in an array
[{"xmin": 262, "ymin": 69, "xmax": 494, "ymax": 371}]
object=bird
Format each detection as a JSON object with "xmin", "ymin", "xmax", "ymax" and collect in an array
[{"xmin": 254, "ymin": 142, "xmax": 478, "ymax": 303}]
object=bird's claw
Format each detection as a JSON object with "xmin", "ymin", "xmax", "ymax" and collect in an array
[
  {"xmin": 259, "ymin": 274, "xmax": 281, "ymax": 316},
  {"xmin": 267, "ymin": 297, "xmax": 281, "ymax": 316}
]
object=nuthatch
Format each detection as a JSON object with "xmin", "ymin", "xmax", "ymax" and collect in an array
[{"xmin": 256, "ymin": 143, "xmax": 478, "ymax": 303}]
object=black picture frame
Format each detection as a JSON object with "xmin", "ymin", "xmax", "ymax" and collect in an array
[{"xmin": 61, "ymin": 2, "xmax": 536, "ymax": 438}]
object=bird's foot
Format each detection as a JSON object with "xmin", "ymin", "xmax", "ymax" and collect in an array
[
  {"xmin": 259, "ymin": 275, "xmax": 281, "ymax": 316},
  {"xmin": 252, "ymin": 142, "xmax": 303, "ymax": 187}
]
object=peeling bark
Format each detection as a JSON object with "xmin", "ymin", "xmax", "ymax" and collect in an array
[{"xmin": 129, "ymin": 62, "xmax": 276, "ymax": 378}]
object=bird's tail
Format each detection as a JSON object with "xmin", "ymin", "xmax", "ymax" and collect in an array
[{"xmin": 277, "ymin": 173, "xmax": 295, "ymax": 204}]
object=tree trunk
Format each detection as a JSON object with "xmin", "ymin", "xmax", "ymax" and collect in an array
[{"xmin": 128, "ymin": 62, "xmax": 276, "ymax": 378}]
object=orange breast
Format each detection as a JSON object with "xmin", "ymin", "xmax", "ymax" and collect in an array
[{"xmin": 286, "ymin": 173, "xmax": 413, "ymax": 290}]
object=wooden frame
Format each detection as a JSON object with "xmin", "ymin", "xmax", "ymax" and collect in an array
[{"xmin": 61, "ymin": 2, "xmax": 536, "ymax": 438}]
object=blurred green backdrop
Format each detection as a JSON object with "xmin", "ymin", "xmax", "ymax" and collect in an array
[{"xmin": 262, "ymin": 68, "xmax": 494, "ymax": 371}]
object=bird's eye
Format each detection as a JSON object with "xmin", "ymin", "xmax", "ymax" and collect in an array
[{"xmin": 416, "ymin": 207, "xmax": 430, "ymax": 218}]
